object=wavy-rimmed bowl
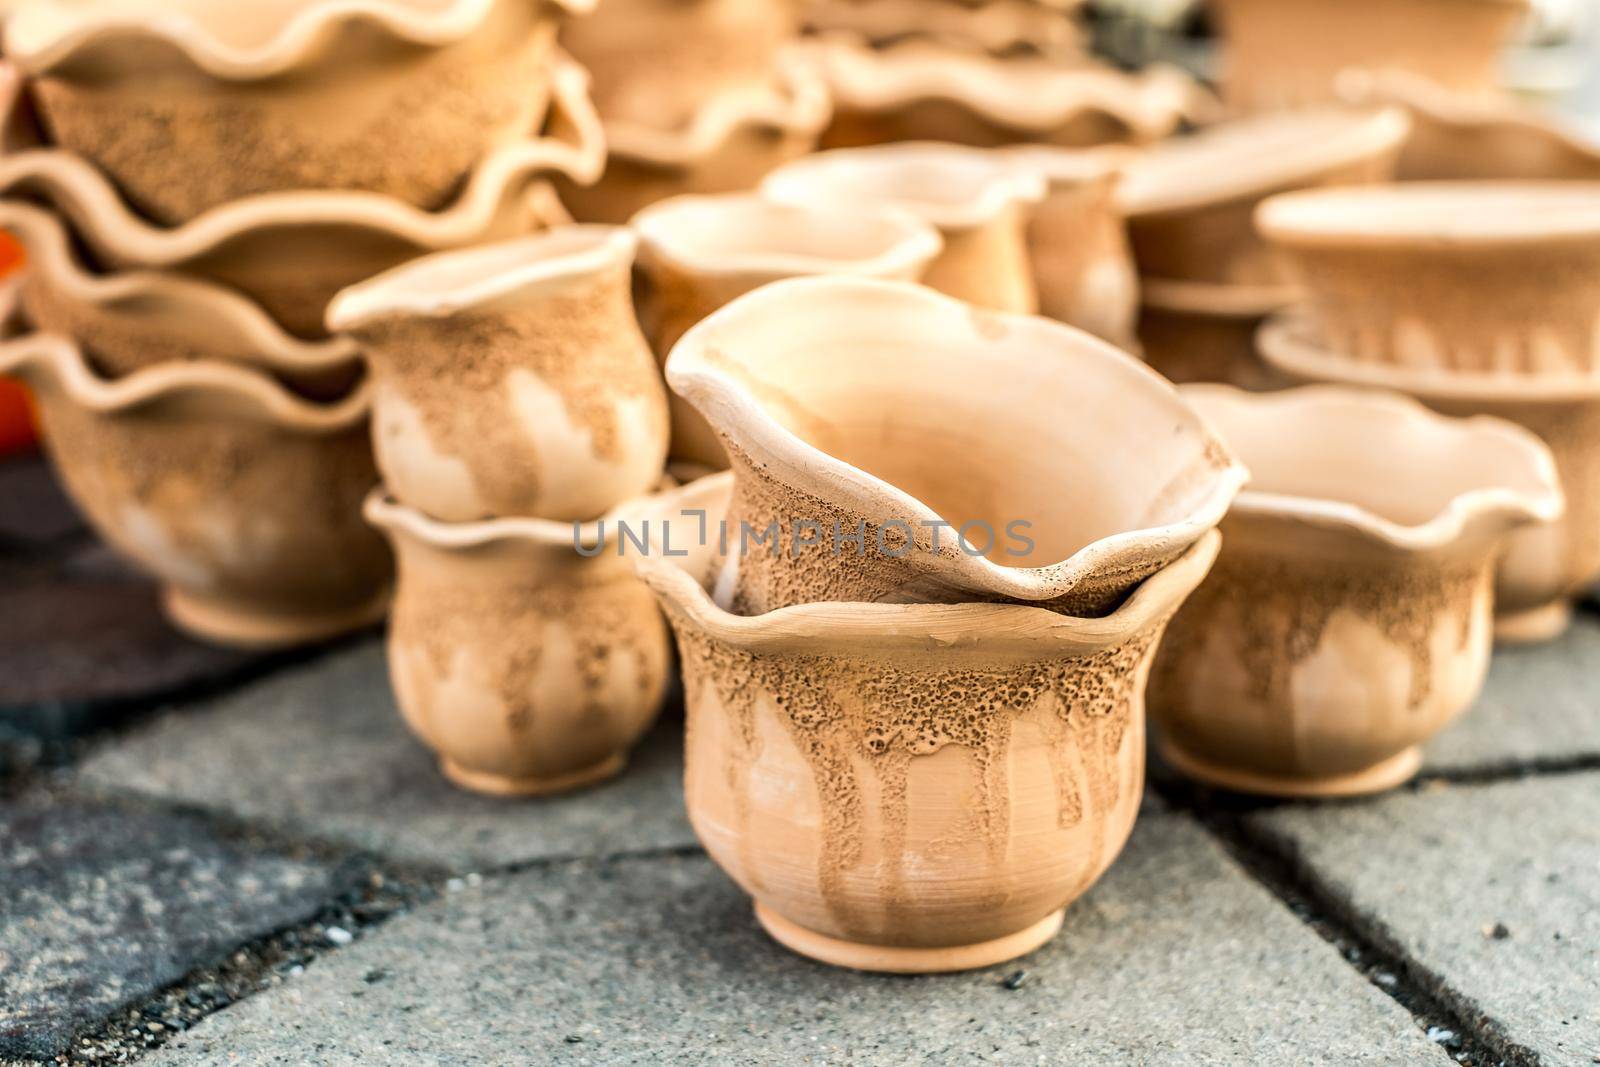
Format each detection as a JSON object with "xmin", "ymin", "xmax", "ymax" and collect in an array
[
  {"xmin": 803, "ymin": 0, "xmax": 1084, "ymax": 59},
  {"xmin": 1135, "ymin": 276, "xmax": 1296, "ymax": 388}
]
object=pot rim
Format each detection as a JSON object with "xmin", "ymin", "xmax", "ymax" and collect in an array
[
  {"xmin": 362, "ymin": 483, "xmax": 664, "ymax": 551},
  {"xmin": 1256, "ymin": 180, "xmax": 1600, "ymax": 248},
  {"xmin": 997, "ymin": 144, "xmax": 1132, "ymax": 189},
  {"xmin": 326, "ymin": 225, "xmax": 635, "ymax": 330},
  {"xmin": 0, "ymin": 55, "xmax": 603, "ymax": 265},
  {"xmin": 639, "ymin": 472, "xmax": 1221, "ymax": 657},
  {"xmin": 1139, "ymin": 275, "xmax": 1301, "ymax": 317},
  {"xmin": 0, "ymin": 330, "xmax": 372, "ymax": 430},
  {"xmin": 804, "ymin": 0, "xmax": 1083, "ymax": 57},
  {"xmin": 1179, "ymin": 382, "xmax": 1564, "ymax": 550},
  {"xmin": 5, "ymin": 0, "xmax": 593, "ymax": 80},
  {"xmin": 630, "ymin": 193, "xmax": 943, "ymax": 280}
]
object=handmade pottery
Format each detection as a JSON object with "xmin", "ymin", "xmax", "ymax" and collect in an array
[
  {"xmin": 1257, "ymin": 182, "xmax": 1600, "ymax": 375},
  {"xmin": 631, "ymin": 193, "xmax": 942, "ymax": 467},
  {"xmin": 1151, "ymin": 385, "xmax": 1561, "ymax": 797},
  {"xmin": 665, "ymin": 276, "xmax": 1246, "ymax": 616},
  {"xmin": 1135, "ymin": 277, "xmax": 1294, "ymax": 388},
  {"xmin": 3, "ymin": 0, "xmax": 584, "ymax": 225},
  {"xmin": 1211, "ymin": 0, "xmax": 1528, "ymax": 113},
  {"xmin": 327, "ymin": 226, "xmax": 668, "ymax": 524},
  {"xmin": 0, "ymin": 332, "xmax": 390, "ymax": 648},
  {"xmin": 364, "ymin": 491, "xmax": 670, "ymax": 797},
  {"xmin": 638, "ymin": 471, "xmax": 1220, "ymax": 973},
  {"xmin": 761, "ymin": 143, "xmax": 1045, "ymax": 311},
  {"xmin": 0, "ymin": 56, "xmax": 604, "ymax": 337},
  {"xmin": 803, "ymin": 0, "xmax": 1084, "ymax": 60},
  {"xmin": 1117, "ymin": 107, "xmax": 1410, "ymax": 288},
  {"xmin": 1260, "ymin": 314, "xmax": 1600, "ymax": 643}
]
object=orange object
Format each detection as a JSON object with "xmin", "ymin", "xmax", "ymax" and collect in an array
[{"xmin": 0, "ymin": 230, "xmax": 33, "ymax": 454}]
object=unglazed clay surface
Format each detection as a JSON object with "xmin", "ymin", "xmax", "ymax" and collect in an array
[
  {"xmin": 803, "ymin": 0, "xmax": 1084, "ymax": 60},
  {"xmin": 1135, "ymin": 277, "xmax": 1294, "ymax": 388}
]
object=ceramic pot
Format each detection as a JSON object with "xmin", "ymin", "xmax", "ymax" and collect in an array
[
  {"xmin": 1151, "ymin": 385, "xmax": 1561, "ymax": 797},
  {"xmin": 761, "ymin": 142, "xmax": 1045, "ymax": 311},
  {"xmin": 1211, "ymin": 0, "xmax": 1528, "ymax": 113},
  {"xmin": 0, "ymin": 332, "xmax": 390, "ymax": 648},
  {"xmin": 803, "ymin": 0, "xmax": 1084, "ymax": 60},
  {"xmin": 327, "ymin": 226, "xmax": 668, "ymax": 523},
  {"xmin": 364, "ymin": 491, "xmax": 670, "ymax": 796},
  {"xmin": 639, "ymin": 472, "xmax": 1220, "ymax": 973},
  {"xmin": 0, "ymin": 56, "xmax": 604, "ymax": 337},
  {"xmin": 1, "ymin": 200, "xmax": 362, "ymax": 401},
  {"xmin": 1260, "ymin": 314, "xmax": 1600, "ymax": 643},
  {"xmin": 665, "ymin": 276, "xmax": 1246, "ymax": 616},
  {"xmin": 3, "ymin": 0, "xmax": 583, "ymax": 225},
  {"xmin": 1117, "ymin": 107, "xmax": 1409, "ymax": 289},
  {"xmin": 1257, "ymin": 182, "xmax": 1600, "ymax": 375},
  {"xmin": 1135, "ymin": 277, "xmax": 1294, "ymax": 388},
  {"xmin": 631, "ymin": 193, "xmax": 942, "ymax": 468}
]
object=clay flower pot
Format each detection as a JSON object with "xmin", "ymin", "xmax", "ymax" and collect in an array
[
  {"xmin": 638, "ymin": 471, "xmax": 1221, "ymax": 973},
  {"xmin": 1211, "ymin": 0, "xmax": 1528, "ymax": 113},
  {"xmin": 3, "ymin": 0, "xmax": 583, "ymax": 225},
  {"xmin": 1135, "ymin": 277, "xmax": 1294, "ymax": 388},
  {"xmin": 0, "ymin": 332, "xmax": 390, "ymax": 648},
  {"xmin": 804, "ymin": 0, "xmax": 1084, "ymax": 60},
  {"xmin": 1151, "ymin": 385, "xmax": 1561, "ymax": 797},
  {"xmin": 761, "ymin": 143, "xmax": 1046, "ymax": 311},
  {"xmin": 665, "ymin": 276, "xmax": 1246, "ymax": 616},
  {"xmin": 1257, "ymin": 182, "xmax": 1600, "ymax": 375},
  {"xmin": 327, "ymin": 226, "xmax": 668, "ymax": 523},
  {"xmin": 1117, "ymin": 107, "xmax": 1410, "ymax": 289},
  {"xmin": 631, "ymin": 193, "xmax": 942, "ymax": 468},
  {"xmin": 1260, "ymin": 314, "xmax": 1600, "ymax": 644},
  {"xmin": 0, "ymin": 56, "xmax": 604, "ymax": 337},
  {"xmin": 364, "ymin": 491, "xmax": 670, "ymax": 797}
]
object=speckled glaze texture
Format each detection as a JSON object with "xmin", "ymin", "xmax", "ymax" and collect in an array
[
  {"xmin": 366, "ymin": 493, "xmax": 670, "ymax": 797},
  {"xmin": 1150, "ymin": 386, "xmax": 1561, "ymax": 796},
  {"xmin": 328, "ymin": 227, "xmax": 669, "ymax": 523},
  {"xmin": 0, "ymin": 333, "xmax": 391, "ymax": 648},
  {"xmin": 1135, "ymin": 277, "xmax": 1293, "ymax": 387},
  {"xmin": 639, "ymin": 474, "xmax": 1220, "ymax": 972}
]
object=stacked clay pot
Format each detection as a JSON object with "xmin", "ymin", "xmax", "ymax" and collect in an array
[
  {"xmin": 329, "ymin": 226, "xmax": 673, "ymax": 797},
  {"xmin": 639, "ymin": 276, "xmax": 1245, "ymax": 972},
  {"xmin": 0, "ymin": 0, "xmax": 604, "ymax": 646}
]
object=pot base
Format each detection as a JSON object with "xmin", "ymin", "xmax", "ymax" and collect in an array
[
  {"xmin": 1493, "ymin": 600, "xmax": 1573, "ymax": 645},
  {"xmin": 754, "ymin": 904, "xmax": 1065, "ymax": 974},
  {"xmin": 163, "ymin": 586, "xmax": 390, "ymax": 650},
  {"xmin": 1159, "ymin": 740, "xmax": 1423, "ymax": 799},
  {"xmin": 438, "ymin": 753, "xmax": 627, "ymax": 798}
]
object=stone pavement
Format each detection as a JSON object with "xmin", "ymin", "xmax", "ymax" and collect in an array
[{"xmin": 2, "ymin": 452, "xmax": 1597, "ymax": 1065}]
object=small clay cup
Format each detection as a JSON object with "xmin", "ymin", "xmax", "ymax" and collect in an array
[
  {"xmin": 631, "ymin": 193, "xmax": 942, "ymax": 468},
  {"xmin": 639, "ymin": 472, "xmax": 1221, "ymax": 973},
  {"xmin": 1151, "ymin": 385, "xmax": 1562, "ymax": 798},
  {"xmin": 762, "ymin": 143, "xmax": 1046, "ymax": 311},
  {"xmin": 0, "ymin": 332, "xmax": 390, "ymax": 648},
  {"xmin": 365, "ymin": 491, "xmax": 671, "ymax": 797},
  {"xmin": 1257, "ymin": 182, "xmax": 1600, "ymax": 375},
  {"xmin": 1135, "ymin": 277, "xmax": 1295, "ymax": 388},
  {"xmin": 1117, "ymin": 107, "xmax": 1410, "ymax": 288},
  {"xmin": 1260, "ymin": 314, "xmax": 1600, "ymax": 644},
  {"xmin": 665, "ymin": 276, "xmax": 1246, "ymax": 616},
  {"xmin": 328, "ymin": 226, "xmax": 669, "ymax": 524}
]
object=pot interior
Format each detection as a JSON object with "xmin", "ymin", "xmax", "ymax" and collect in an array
[
  {"xmin": 763, "ymin": 146, "xmax": 1031, "ymax": 227},
  {"xmin": 636, "ymin": 196, "xmax": 931, "ymax": 274}
]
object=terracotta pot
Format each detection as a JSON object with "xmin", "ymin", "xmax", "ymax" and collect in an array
[
  {"xmin": 0, "ymin": 332, "xmax": 390, "ymax": 648},
  {"xmin": 1260, "ymin": 314, "xmax": 1600, "ymax": 644},
  {"xmin": 327, "ymin": 226, "xmax": 668, "ymax": 523},
  {"xmin": 631, "ymin": 192, "xmax": 942, "ymax": 468},
  {"xmin": 665, "ymin": 276, "xmax": 1246, "ymax": 615},
  {"xmin": 1001, "ymin": 145, "xmax": 1138, "ymax": 349},
  {"xmin": 1257, "ymin": 182, "xmax": 1600, "ymax": 375},
  {"xmin": 639, "ymin": 471, "xmax": 1220, "ymax": 973},
  {"xmin": 803, "ymin": 0, "xmax": 1084, "ymax": 60},
  {"xmin": 1, "ymin": 200, "xmax": 362, "ymax": 400},
  {"xmin": 3, "ymin": 0, "xmax": 583, "ymax": 225},
  {"xmin": 1212, "ymin": 0, "xmax": 1528, "ymax": 114},
  {"xmin": 1135, "ymin": 277, "xmax": 1294, "ymax": 388},
  {"xmin": 761, "ymin": 142, "xmax": 1045, "ymax": 310},
  {"xmin": 0, "ymin": 56, "xmax": 604, "ymax": 337},
  {"xmin": 1151, "ymin": 384, "xmax": 1561, "ymax": 797},
  {"xmin": 805, "ymin": 36, "xmax": 1204, "ymax": 150},
  {"xmin": 364, "ymin": 490, "xmax": 670, "ymax": 796}
]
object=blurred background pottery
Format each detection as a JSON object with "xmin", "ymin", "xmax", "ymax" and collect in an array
[
  {"xmin": 803, "ymin": 0, "xmax": 1085, "ymax": 60},
  {"xmin": 1135, "ymin": 276, "xmax": 1292, "ymax": 387}
]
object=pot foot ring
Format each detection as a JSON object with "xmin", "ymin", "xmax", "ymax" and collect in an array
[
  {"xmin": 1159, "ymin": 740, "xmax": 1422, "ymax": 799},
  {"xmin": 1494, "ymin": 600, "xmax": 1573, "ymax": 645},
  {"xmin": 439, "ymin": 753, "xmax": 627, "ymax": 798},
  {"xmin": 754, "ymin": 904, "xmax": 1065, "ymax": 974},
  {"xmin": 163, "ymin": 586, "xmax": 390, "ymax": 650}
]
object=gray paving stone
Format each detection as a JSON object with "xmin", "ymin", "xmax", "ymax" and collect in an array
[
  {"xmin": 78, "ymin": 644, "xmax": 697, "ymax": 871},
  {"xmin": 146, "ymin": 813, "xmax": 1448, "ymax": 1066},
  {"xmin": 0, "ymin": 791, "xmax": 362, "ymax": 1059},
  {"xmin": 0, "ymin": 454, "xmax": 85, "ymax": 551},
  {"xmin": 1244, "ymin": 774, "xmax": 1600, "ymax": 1066}
]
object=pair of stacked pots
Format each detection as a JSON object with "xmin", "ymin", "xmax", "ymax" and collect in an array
[
  {"xmin": 0, "ymin": 0, "xmax": 601, "ymax": 647},
  {"xmin": 637, "ymin": 274, "xmax": 1248, "ymax": 972}
]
